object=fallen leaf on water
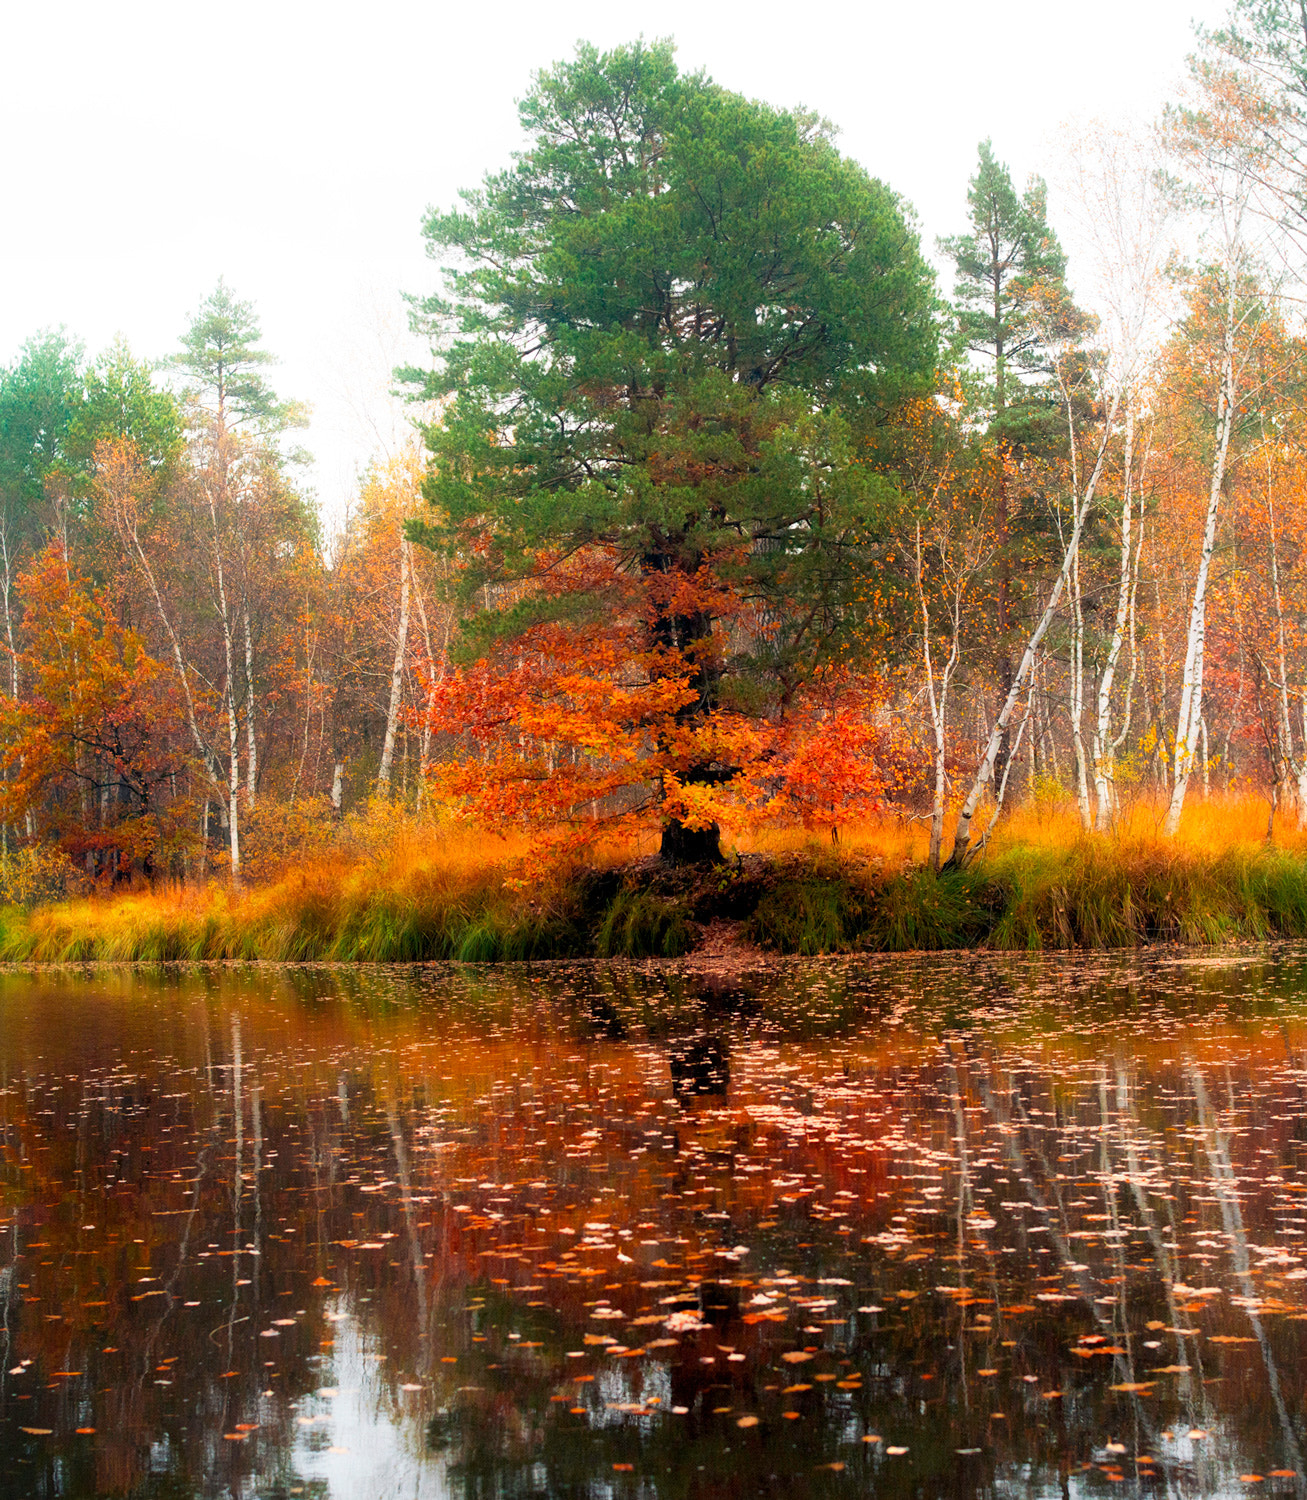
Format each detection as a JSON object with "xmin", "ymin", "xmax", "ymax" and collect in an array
[
  {"xmin": 1111, "ymin": 1383, "xmax": 1155, "ymax": 1393},
  {"xmin": 887, "ymin": 1445, "xmax": 908, "ymax": 1455},
  {"xmin": 781, "ymin": 1351, "xmax": 813, "ymax": 1364},
  {"xmin": 19, "ymin": 1428, "xmax": 52, "ymax": 1436},
  {"xmin": 736, "ymin": 1415, "xmax": 759, "ymax": 1428}
]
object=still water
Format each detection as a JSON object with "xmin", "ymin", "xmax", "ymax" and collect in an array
[{"xmin": 4, "ymin": 951, "xmax": 1307, "ymax": 1497}]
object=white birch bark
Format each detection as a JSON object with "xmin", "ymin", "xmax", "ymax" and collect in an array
[
  {"xmin": 913, "ymin": 518, "xmax": 962, "ymax": 873},
  {"xmin": 1163, "ymin": 296, "xmax": 1237, "ymax": 835},
  {"xmin": 1092, "ymin": 408, "xmax": 1145, "ymax": 828},
  {"xmin": 1068, "ymin": 541, "xmax": 1092, "ymax": 829},
  {"xmin": 376, "ymin": 534, "xmax": 412, "ymax": 795},
  {"xmin": 0, "ymin": 509, "xmax": 17, "ymax": 702},
  {"xmin": 205, "ymin": 476, "xmax": 241, "ymax": 879},
  {"xmin": 242, "ymin": 600, "xmax": 257, "ymax": 808}
]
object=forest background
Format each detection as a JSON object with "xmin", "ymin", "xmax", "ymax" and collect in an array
[{"xmin": 5, "ymin": 3, "xmax": 1307, "ymax": 959}]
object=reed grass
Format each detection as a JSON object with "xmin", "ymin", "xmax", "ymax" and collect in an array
[{"xmin": 4, "ymin": 793, "xmax": 1307, "ymax": 961}]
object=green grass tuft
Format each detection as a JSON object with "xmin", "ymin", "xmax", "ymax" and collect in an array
[{"xmin": 596, "ymin": 889, "xmax": 694, "ymax": 958}]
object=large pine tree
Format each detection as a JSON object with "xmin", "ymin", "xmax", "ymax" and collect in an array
[{"xmin": 405, "ymin": 40, "xmax": 938, "ymax": 861}]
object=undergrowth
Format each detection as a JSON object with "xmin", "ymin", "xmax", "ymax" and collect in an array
[{"xmin": 8, "ymin": 798, "xmax": 1307, "ymax": 962}]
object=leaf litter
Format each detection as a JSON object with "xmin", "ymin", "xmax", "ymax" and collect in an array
[{"xmin": 4, "ymin": 951, "xmax": 1307, "ymax": 1489}]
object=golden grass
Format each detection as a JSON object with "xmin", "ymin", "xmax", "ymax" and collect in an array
[
  {"xmin": 731, "ymin": 790, "xmax": 1306, "ymax": 864},
  {"xmin": 3, "ymin": 790, "xmax": 1306, "ymax": 962}
]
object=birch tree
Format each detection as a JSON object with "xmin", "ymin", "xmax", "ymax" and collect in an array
[
  {"xmin": 166, "ymin": 283, "xmax": 309, "ymax": 873},
  {"xmin": 904, "ymin": 467, "xmax": 994, "ymax": 871},
  {"xmin": 376, "ymin": 529, "xmax": 411, "ymax": 796},
  {"xmin": 1091, "ymin": 405, "xmax": 1148, "ymax": 828},
  {"xmin": 1162, "ymin": 76, "xmax": 1268, "ymax": 836},
  {"xmin": 1057, "ymin": 127, "xmax": 1173, "ymax": 829}
]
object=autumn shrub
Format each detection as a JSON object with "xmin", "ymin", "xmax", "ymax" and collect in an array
[
  {"xmin": 236, "ymin": 797, "xmax": 339, "ymax": 883},
  {"xmin": 0, "ymin": 844, "xmax": 84, "ymax": 908}
]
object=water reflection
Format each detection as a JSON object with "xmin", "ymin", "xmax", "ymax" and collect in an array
[
  {"xmin": 3, "ymin": 953, "xmax": 1307, "ymax": 1494},
  {"xmin": 669, "ymin": 1034, "xmax": 730, "ymax": 1098}
]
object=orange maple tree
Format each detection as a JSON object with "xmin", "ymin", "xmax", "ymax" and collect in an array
[
  {"xmin": 420, "ymin": 546, "xmax": 893, "ymax": 855},
  {"xmin": 0, "ymin": 544, "xmax": 195, "ymax": 875}
]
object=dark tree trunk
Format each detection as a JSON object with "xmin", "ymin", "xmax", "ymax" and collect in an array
[
  {"xmin": 645, "ymin": 545, "xmax": 729, "ymax": 867},
  {"xmin": 660, "ymin": 816, "xmax": 722, "ymax": 865}
]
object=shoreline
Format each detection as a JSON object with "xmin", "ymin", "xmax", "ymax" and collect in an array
[{"xmin": 6, "ymin": 833, "xmax": 1307, "ymax": 964}]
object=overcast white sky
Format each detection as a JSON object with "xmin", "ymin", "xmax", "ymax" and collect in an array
[{"xmin": 3, "ymin": 0, "xmax": 1228, "ymax": 524}]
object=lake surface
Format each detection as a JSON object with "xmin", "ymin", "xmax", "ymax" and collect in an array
[{"xmin": 5, "ymin": 952, "xmax": 1307, "ymax": 1497}]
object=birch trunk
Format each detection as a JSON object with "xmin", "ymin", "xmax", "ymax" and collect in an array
[
  {"xmin": 0, "ymin": 511, "xmax": 17, "ymax": 702},
  {"xmin": 1068, "ymin": 542, "xmax": 1092, "ymax": 829},
  {"xmin": 205, "ymin": 472, "xmax": 241, "ymax": 881},
  {"xmin": 1163, "ymin": 305, "xmax": 1236, "ymax": 835},
  {"xmin": 913, "ymin": 519, "xmax": 961, "ymax": 873},
  {"xmin": 242, "ymin": 601, "xmax": 257, "ymax": 808},
  {"xmin": 1092, "ymin": 407, "xmax": 1139, "ymax": 828},
  {"xmin": 376, "ymin": 534, "xmax": 412, "ymax": 796}
]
